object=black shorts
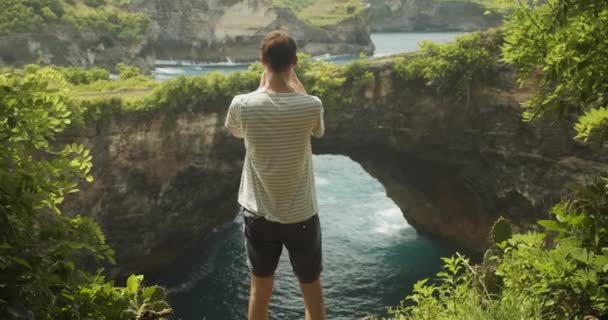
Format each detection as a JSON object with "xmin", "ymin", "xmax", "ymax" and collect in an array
[{"xmin": 242, "ymin": 207, "xmax": 323, "ymax": 283}]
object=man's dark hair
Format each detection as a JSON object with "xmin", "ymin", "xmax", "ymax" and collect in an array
[{"xmin": 260, "ymin": 31, "xmax": 297, "ymax": 73}]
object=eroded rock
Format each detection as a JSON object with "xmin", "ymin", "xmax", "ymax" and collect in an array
[{"xmin": 62, "ymin": 60, "xmax": 608, "ymax": 275}]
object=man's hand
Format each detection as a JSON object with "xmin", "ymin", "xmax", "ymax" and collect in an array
[{"xmin": 288, "ymin": 69, "xmax": 307, "ymax": 94}]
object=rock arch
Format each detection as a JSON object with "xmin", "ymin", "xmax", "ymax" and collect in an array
[{"xmin": 62, "ymin": 61, "xmax": 607, "ymax": 275}]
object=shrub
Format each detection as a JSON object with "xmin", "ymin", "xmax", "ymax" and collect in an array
[
  {"xmin": 394, "ymin": 32, "xmax": 498, "ymax": 102},
  {"xmin": 384, "ymin": 176, "xmax": 608, "ymax": 320},
  {"xmin": 116, "ymin": 63, "xmax": 143, "ymax": 80},
  {"xmin": 0, "ymin": 0, "xmax": 149, "ymax": 44},
  {"xmin": 65, "ymin": 8, "xmax": 150, "ymax": 43},
  {"xmin": 0, "ymin": 68, "xmax": 171, "ymax": 319},
  {"xmin": 502, "ymin": 0, "xmax": 608, "ymax": 142},
  {"xmin": 61, "ymin": 66, "xmax": 110, "ymax": 85},
  {"xmin": 343, "ymin": 54, "xmax": 374, "ymax": 93}
]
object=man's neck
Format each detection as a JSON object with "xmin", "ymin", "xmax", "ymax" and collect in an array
[{"xmin": 263, "ymin": 70, "xmax": 294, "ymax": 93}]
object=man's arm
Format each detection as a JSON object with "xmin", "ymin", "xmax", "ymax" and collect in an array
[
  {"xmin": 225, "ymin": 96, "xmax": 243, "ymax": 139},
  {"xmin": 256, "ymin": 71, "xmax": 267, "ymax": 93},
  {"xmin": 312, "ymin": 101, "xmax": 324, "ymax": 138},
  {"xmin": 288, "ymin": 69, "xmax": 307, "ymax": 94}
]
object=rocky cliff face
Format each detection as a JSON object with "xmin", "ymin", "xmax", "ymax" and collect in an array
[
  {"xmin": 315, "ymin": 60, "xmax": 608, "ymax": 252},
  {"xmin": 129, "ymin": 0, "xmax": 374, "ymax": 63},
  {"xmin": 61, "ymin": 106, "xmax": 244, "ymax": 275},
  {"xmin": 0, "ymin": 0, "xmax": 373, "ymax": 69},
  {"xmin": 368, "ymin": 0, "xmax": 503, "ymax": 31},
  {"xmin": 62, "ymin": 59, "xmax": 607, "ymax": 276},
  {"xmin": 0, "ymin": 23, "xmax": 152, "ymax": 70}
]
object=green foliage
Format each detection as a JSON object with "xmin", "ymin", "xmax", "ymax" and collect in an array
[
  {"xmin": 343, "ymin": 55, "xmax": 374, "ymax": 93},
  {"xmin": 296, "ymin": 54, "xmax": 346, "ymax": 113},
  {"xmin": 75, "ymin": 75, "xmax": 157, "ymax": 94},
  {"xmin": 78, "ymin": 65, "xmax": 259, "ymax": 121},
  {"xmin": 270, "ymin": 0, "xmax": 366, "ymax": 27},
  {"xmin": 23, "ymin": 64, "xmax": 111, "ymax": 85},
  {"xmin": 497, "ymin": 232, "xmax": 608, "ymax": 319},
  {"xmin": 0, "ymin": 0, "xmax": 149, "ymax": 44},
  {"xmin": 394, "ymin": 32, "xmax": 499, "ymax": 101},
  {"xmin": 437, "ymin": 0, "xmax": 515, "ymax": 15},
  {"xmin": 502, "ymin": 0, "xmax": 608, "ymax": 142},
  {"xmin": 0, "ymin": 68, "xmax": 170, "ymax": 319},
  {"xmin": 146, "ymin": 69, "xmax": 259, "ymax": 112},
  {"xmin": 0, "ymin": 1, "xmax": 44, "ymax": 34},
  {"xmin": 539, "ymin": 176, "xmax": 608, "ymax": 253},
  {"xmin": 385, "ymin": 176, "xmax": 608, "ymax": 320},
  {"xmin": 116, "ymin": 63, "xmax": 143, "ymax": 80},
  {"xmin": 78, "ymin": 55, "xmax": 374, "ymax": 121},
  {"xmin": 55, "ymin": 66, "xmax": 110, "ymax": 85},
  {"xmin": 65, "ymin": 7, "xmax": 150, "ymax": 43},
  {"xmin": 63, "ymin": 274, "xmax": 171, "ymax": 320},
  {"xmin": 19, "ymin": 64, "xmax": 155, "ymax": 94},
  {"xmin": 388, "ymin": 1, "xmax": 608, "ymax": 318},
  {"xmin": 574, "ymin": 107, "xmax": 608, "ymax": 143},
  {"xmin": 383, "ymin": 254, "xmax": 545, "ymax": 320},
  {"xmin": 271, "ymin": 0, "xmax": 315, "ymax": 11},
  {"xmin": 491, "ymin": 216, "xmax": 513, "ymax": 246}
]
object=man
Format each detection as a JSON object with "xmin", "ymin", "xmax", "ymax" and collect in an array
[{"xmin": 224, "ymin": 30, "xmax": 326, "ymax": 320}]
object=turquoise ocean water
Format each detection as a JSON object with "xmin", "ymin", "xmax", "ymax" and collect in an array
[
  {"xmin": 152, "ymin": 32, "xmax": 464, "ymax": 80},
  {"xmin": 152, "ymin": 32, "xmax": 464, "ymax": 320}
]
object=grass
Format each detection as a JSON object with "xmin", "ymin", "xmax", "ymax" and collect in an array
[
  {"xmin": 271, "ymin": 0, "xmax": 367, "ymax": 27},
  {"xmin": 437, "ymin": 0, "xmax": 515, "ymax": 13},
  {"xmin": 74, "ymin": 87, "xmax": 154, "ymax": 102},
  {"xmin": 271, "ymin": 0, "xmax": 316, "ymax": 11},
  {"xmin": 73, "ymin": 76, "xmax": 158, "ymax": 93}
]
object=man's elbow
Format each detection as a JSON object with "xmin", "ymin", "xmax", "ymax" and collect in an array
[
  {"xmin": 228, "ymin": 127, "xmax": 244, "ymax": 139},
  {"xmin": 312, "ymin": 129, "xmax": 324, "ymax": 138}
]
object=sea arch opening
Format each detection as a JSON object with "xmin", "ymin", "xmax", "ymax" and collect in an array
[{"xmin": 156, "ymin": 153, "xmax": 451, "ymax": 320}]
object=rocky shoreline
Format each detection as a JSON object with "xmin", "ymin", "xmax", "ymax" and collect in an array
[
  {"xmin": 0, "ymin": 0, "xmax": 507, "ymax": 70},
  {"xmin": 368, "ymin": 0, "xmax": 503, "ymax": 32},
  {"xmin": 0, "ymin": 0, "xmax": 374, "ymax": 70}
]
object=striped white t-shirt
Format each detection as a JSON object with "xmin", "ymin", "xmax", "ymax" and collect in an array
[{"xmin": 225, "ymin": 89, "xmax": 325, "ymax": 224}]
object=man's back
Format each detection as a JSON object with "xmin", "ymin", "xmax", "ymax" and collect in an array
[
  {"xmin": 227, "ymin": 30, "xmax": 326, "ymax": 320},
  {"xmin": 226, "ymin": 90, "xmax": 324, "ymax": 224}
]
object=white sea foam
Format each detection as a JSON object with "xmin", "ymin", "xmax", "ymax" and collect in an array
[
  {"xmin": 315, "ymin": 176, "xmax": 330, "ymax": 186},
  {"xmin": 373, "ymin": 52, "xmax": 391, "ymax": 57},
  {"xmin": 373, "ymin": 207, "xmax": 411, "ymax": 236},
  {"xmin": 154, "ymin": 67, "xmax": 185, "ymax": 75},
  {"xmin": 155, "ymin": 59, "xmax": 248, "ymax": 67},
  {"xmin": 377, "ymin": 207, "xmax": 402, "ymax": 218},
  {"xmin": 166, "ymin": 263, "xmax": 214, "ymax": 294}
]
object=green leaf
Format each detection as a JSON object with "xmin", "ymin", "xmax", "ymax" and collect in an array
[
  {"xmin": 9, "ymin": 256, "xmax": 32, "ymax": 270},
  {"xmin": 126, "ymin": 274, "xmax": 143, "ymax": 293},
  {"xmin": 538, "ymin": 219, "xmax": 563, "ymax": 232},
  {"xmin": 61, "ymin": 292, "xmax": 75, "ymax": 301}
]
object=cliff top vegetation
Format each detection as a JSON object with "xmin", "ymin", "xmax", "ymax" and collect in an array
[
  {"xmin": 1, "ymin": 29, "xmax": 499, "ymax": 122},
  {"xmin": 0, "ymin": 0, "xmax": 149, "ymax": 42},
  {"xmin": 271, "ymin": 0, "xmax": 367, "ymax": 26},
  {"xmin": 437, "ymin": 0, "xmax": 514, "ymax": 13}
]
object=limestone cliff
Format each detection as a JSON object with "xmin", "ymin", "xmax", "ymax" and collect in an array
[
  {"xmin": 0, "ymin": 0, "xmax": 373, "ymax": 69},
  {"xmin": 61, "ymin": 59, "xmax": 607, "ymax": 276},
  {"xmin": 0, "ymin": 23, "xmax": 152, "ymax": 70},
  {"xmin": 129, "ymin": 0, "xmax": 374, "ymax": 63},
  {"xmin": 368, "ymin": 0, "xmax": 503, "ymax": 31}
]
